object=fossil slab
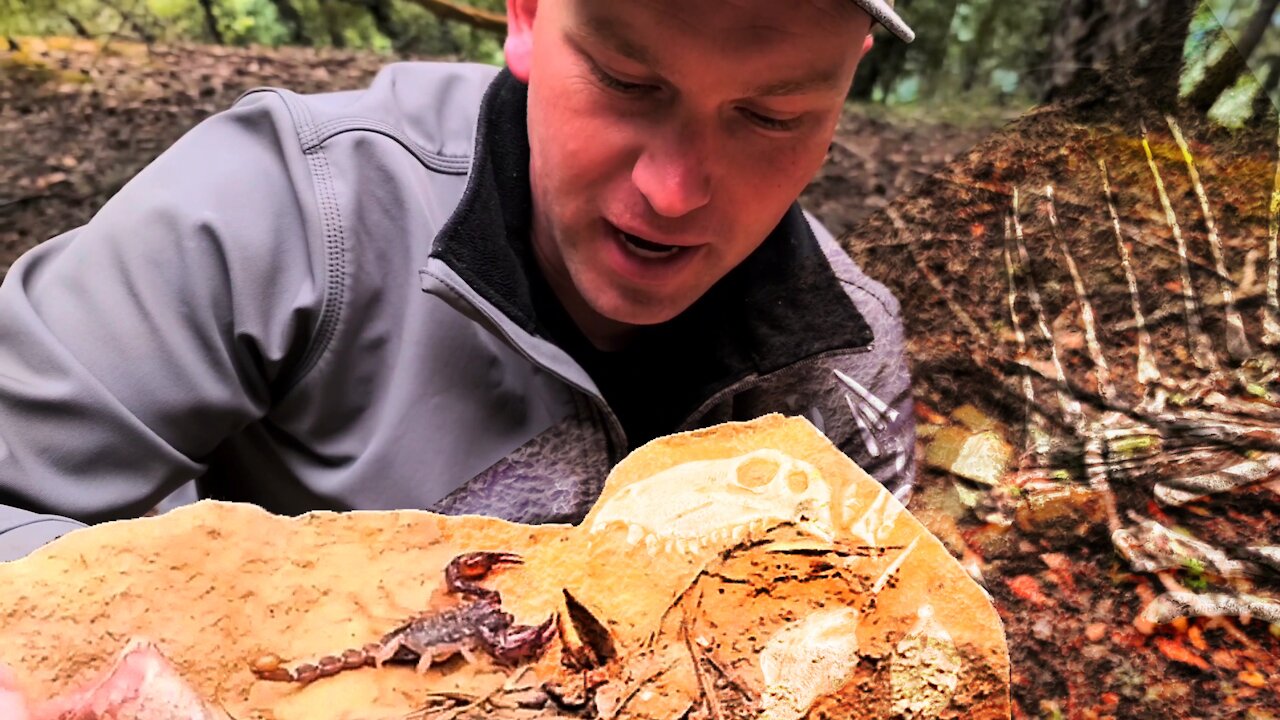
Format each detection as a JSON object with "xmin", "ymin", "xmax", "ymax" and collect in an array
[{"xmin": 0, "ymin": 414, "xmax": 1009, "ymax": 719}]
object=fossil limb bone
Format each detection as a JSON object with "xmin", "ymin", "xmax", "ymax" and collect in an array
[
  {"xmin": 1166, "ymin": 114, "xmax": 1250, "ymax": 361},
  {"xmin": 1140, "ymin": 120, "xmax": 1218, "ymax": 371},
  {"xmin": 1098, "ymin": 157, "xmax": 1162, "ymax": 386},
  {"xmin": 1265, "ymin": 119, "xmax": 1280, "ymax": 345}
]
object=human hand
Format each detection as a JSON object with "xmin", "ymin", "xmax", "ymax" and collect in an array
[
  {"xmin": 0, "ymin": 664, "xmax": 42, "ymax": 720},
  {"xmin": 0, "ymin": 639, "xmax": 230, "ymax": 720}
]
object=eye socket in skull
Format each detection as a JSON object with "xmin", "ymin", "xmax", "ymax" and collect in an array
[
  {"xmin": 731, "ymin": 454, "xmax": 819, "ymax": 495},
  {"xmin": 735, "ymin": 456, "xmax": 783, "ymax": 490}
]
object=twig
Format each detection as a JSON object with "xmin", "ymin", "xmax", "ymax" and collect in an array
[
  {"xmin": 0, "ymin": 193, "xmax": 53, "ymax": 210},
  {"xmin": 680, "ymin": 612, "xmax": 723, "ymax": 720},
  {"xmin": 409, "ymin": 666, "xmax": 536, "ymax": 720},
  {"xmin": 697, "ymin": 652, "xmax": 755, "ymax": 706}
]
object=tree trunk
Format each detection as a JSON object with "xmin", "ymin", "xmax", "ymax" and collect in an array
[
  {"xmin": 1186, "ymin": 0, "xmax": 1280, "ymax": 112},
  {"xmin": 1251, "ymin": 54, "xmax": 1280, "ymax": 121},
  {"xmin": 1041, "ymin": 0, "xmax": 1196, "ymax": 109},
  {"xmin": 848, "ymin": 51, "xmax": 882, "ymax": 101},
  {"xmin": 867, "ymin": 0, "xmax": 913, "ymax": 102},
  {"xmin": 874, "ymin": 37, "xmax": 911, "ymax": 102},
  {"xmin": 1042, "ymin": 0, "xmax": 1104, "ymax": 101},
  {"xmin": 196, "ymin": 0, "xmax": 223, "ymax": 44},
  {"xmin": 266, "ymin": 0, "xmax": 309, "ymax": 44},
  {"xmin": 961, "ymin": 0, "xmax": 1001, "ymax": 93},
  {"xmin": 319, "ymin": 0, "xmax": 347, "ymax": 48},
  {"xmin": 1130, "ymin": 0, "xmax": 1198, "ymax": 110},
  {"xmin": 349, "ymin": 0, "xmax": 402, "ymax": 47},
  {"xmin": 918, "ymin": 0, "xmax": 961, "ymax": 100}
]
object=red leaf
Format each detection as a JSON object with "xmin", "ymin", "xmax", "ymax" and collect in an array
[
  {"xmin": 1005, "ymin": 574, "xmax": 1054, "ymax": 607},
  {"xmin": 1154, "ymin": 637, "xmax": 1210, "ymax": 671}
]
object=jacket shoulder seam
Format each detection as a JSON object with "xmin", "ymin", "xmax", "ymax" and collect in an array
[
  {"xmin": 237, "ymin": 87, "xmax": 348, "ymax": 395},
  {"xmin": 837, "ymin": 275, "xmax": 900, "ymax": 319},
  {"xmin": 307, "ymin": 118, "xmax": 473, "ymax": 175}
]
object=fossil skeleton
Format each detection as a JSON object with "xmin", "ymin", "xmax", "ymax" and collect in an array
[{"xmin": 857, "ymin": 106, "xmax": 1280, "ymax": 630}]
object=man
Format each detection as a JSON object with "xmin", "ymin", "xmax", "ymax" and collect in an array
[{"xmin": 0, "ymin": 0, "xmax": 917, "ymax": 563}]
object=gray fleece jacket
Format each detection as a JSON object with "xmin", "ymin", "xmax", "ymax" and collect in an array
[{"xmin": 0, "ymin": 62, "xmax": 916, "ymax": 560}]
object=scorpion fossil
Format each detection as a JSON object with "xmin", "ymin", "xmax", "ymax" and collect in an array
[{"xmin": 250, "ymin": 551, "xmax": 558, "ymax": 684}]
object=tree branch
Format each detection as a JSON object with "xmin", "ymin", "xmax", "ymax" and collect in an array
[
  {"xmin": 1185, "ymin": 0, "xmax": 1280, "ymax": 112},
  {"xmin": 400, "ymin": 0, "xmax": 507, "ymax": 34}
]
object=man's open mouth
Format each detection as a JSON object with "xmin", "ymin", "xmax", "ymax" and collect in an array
[{"xmin": 617, "ymin": 229, "xmax": 685, "ymax": 259}]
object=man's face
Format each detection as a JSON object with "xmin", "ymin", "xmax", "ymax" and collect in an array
[{"xmin": 508, "ymin": 0, "xmax": 873, "ymax": 345}]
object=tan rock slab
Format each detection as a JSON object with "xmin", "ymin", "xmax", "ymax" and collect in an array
[{"xmin": 0, "ymin": 414, "xmax": 1010, "ymax": 718}]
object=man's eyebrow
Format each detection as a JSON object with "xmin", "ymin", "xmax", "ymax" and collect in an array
[
  {"xmin": 570, "ymin": 12, "xmax": 842, "ymax": 97},
  {"xmin": 571, "ymin": 15, "xmax": 656, "ymax": 66},
  {"xmin": 747, "ymin": 71, "xmax": 846, "ymax": 97}
]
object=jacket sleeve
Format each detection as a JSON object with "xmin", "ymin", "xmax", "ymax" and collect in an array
[
  {"xmin": 0, "ymin": 90, "xmax": 326, "ymax": 560},
  {"xmin": 804, "ymin": 211, "xmax": 918, "ymax": 503}
]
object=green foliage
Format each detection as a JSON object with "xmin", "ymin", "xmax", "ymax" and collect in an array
[
  {"xmin": 217, "ymin": 0, "xmax": 290, "ymax": 46},
  {"xmin": 1180, "ymin": 557, "xmax": 1210, "ymax": 592},
  {"xmin": 148, "ymin": 0, "xmax": 205, "ymax": 38},
  {"xmin": 0, "ymin": 0, "xmax": 508, "ymax": 61},
  {"xmin": 857, "ymin": 0, "xmax": 1056, "ymax": 107},
  {"xmin": 1, "ymin": 0, "xmax": 1274, "ymax": 114}
]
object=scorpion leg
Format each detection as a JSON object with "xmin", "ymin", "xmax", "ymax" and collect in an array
[
  {"xmin": 373, "ymin": 635, "xmax": 409, "ymax": 668},
  {"xmin": 459, "ymin": 644, "xmax": 480, "ymax": 666}
]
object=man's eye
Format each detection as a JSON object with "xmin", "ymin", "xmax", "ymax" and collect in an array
[
  {"xmin": 741, "ymin": 109, "xmax": 801, "ymax": 132},
  {"xmin": 590, "ymin": 64, "xmax": 654, "ymax": 94}
]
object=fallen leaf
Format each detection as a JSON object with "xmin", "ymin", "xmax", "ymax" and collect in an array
[
  {"xmin": 1238, "ymin": 670, "xmax": 1267, "ymax": 688},
  {"xmin": 1004, "ymin": 574, "xmax": 1054, "ymax": 608},
  {"xmin": 1187, "ymin": 624, "xmax": 1207, "ymax": 651},
  {"xmin": 1154, "ymin": 637, "xmax": 1210, "ymax": 671},
  {"xmin": 1211, "ymin": 649, "xmax": 1240, "ymax": 671}
]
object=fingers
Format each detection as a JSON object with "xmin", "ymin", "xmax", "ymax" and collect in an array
[{"xmin": 0, "ymin": 665, "xmax": 33, "ymax": 720}]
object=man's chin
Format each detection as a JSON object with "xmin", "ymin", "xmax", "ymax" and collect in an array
[{"xmin": 589, "ymin": 294, "xmax": 692, "ymax": 329}]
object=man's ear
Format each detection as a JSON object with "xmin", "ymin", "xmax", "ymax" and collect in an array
[
  {"xmin": 505, "ymin": 0, "xmax": 538, "ymax": 83},
  {"xmin": 861, "ymin": 33, "xmax": 874, "ymax": 58}
]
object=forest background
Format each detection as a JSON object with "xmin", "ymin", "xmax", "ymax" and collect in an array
[{"xmin": 1, "ymin": 0, "xmax": 1278, "ymax": 118}]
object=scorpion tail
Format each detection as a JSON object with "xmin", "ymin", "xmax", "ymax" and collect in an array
[{"xmin": 250, "ymin": 644, "xmax": 379, "ymax": 684}]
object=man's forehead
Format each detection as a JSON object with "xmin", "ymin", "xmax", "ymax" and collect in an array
[
  {"xmin": 564, "ymin": 0, "xmax": 869, "ymax": 77},
  {"xmin": 567, "ymin": 0, "xmax": 868, "ymax": 41}
]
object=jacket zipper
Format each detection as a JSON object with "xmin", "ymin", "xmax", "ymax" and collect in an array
[
  {"xmin": 423, "ymin": 265, "xmax": 630, "ymax": 453},
  {"xmin": 426, "ymin": 269, "xmax": 874, "ymax": 462}
]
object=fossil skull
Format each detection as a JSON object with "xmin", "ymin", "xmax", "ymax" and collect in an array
[{"xmin": 587, "ymin": 449, "xmax": 834, "ymax": 555}]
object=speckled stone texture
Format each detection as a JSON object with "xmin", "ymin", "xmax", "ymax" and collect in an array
[{"xmin": 0, "ymin": 414, "xmax": 1009, "ymax": 719}]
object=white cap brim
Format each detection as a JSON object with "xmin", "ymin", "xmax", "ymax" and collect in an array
[{"xmin": 851, "ymin": 0, "xmax": 915, "ymax": 43}]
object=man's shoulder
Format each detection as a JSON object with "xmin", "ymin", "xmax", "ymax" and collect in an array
[
  {"xmin": 233, "ymin": 61, "xmax": 501, "ymax": 166},
  {"xmin": 800, "ymin": 208, "xmax": 903, "ymax": 326}
]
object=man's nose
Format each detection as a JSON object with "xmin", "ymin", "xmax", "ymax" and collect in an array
[{"xmin": 631, "ymin": 121, "xmax": 713, "ymax": 218}]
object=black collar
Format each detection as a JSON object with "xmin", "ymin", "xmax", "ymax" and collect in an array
[{"xmin": 430, "ymin": 68, "xmax": 873, "ymax": 437}]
